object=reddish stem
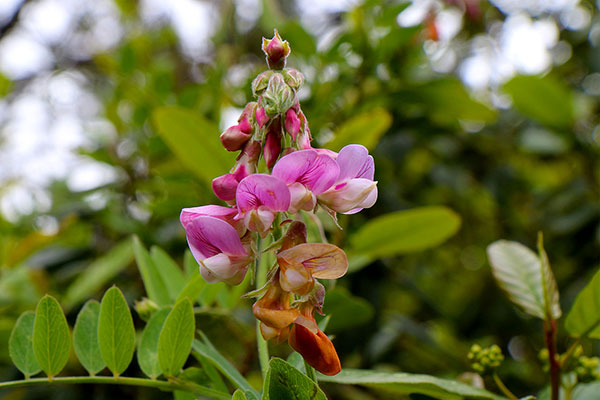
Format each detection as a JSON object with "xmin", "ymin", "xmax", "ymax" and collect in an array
[{"xmin": 544, "ymin": 319, "xmax": 560, "ymax": 400}]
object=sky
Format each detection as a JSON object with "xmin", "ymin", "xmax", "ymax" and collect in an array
[{"xmin": 0, "ymin": 0, "xmax": 596, "ymax": 223}]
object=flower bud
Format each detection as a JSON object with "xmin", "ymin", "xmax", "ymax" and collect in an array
[
  {"xmin": 212, "ymin": 173, "xmax": 239, "ymax": 202},
  {"xmin": 240, "ymin": 102, "xmax": 257, "ymax": 124},
  {"xmin": 283, "ymin": 69, "xmax": 304, "ymax": 90},
  {"xmin": 256, "ymin": 107, "xmax": 268, "ymax": 128},
  {"xmin": 264, "ymin": 129, "xmax": 282, "ymax": 169},
  {"xmin": 262, "ymin": 73, "xmax": 295, "ymax": 117},
  {"xmin": 220, "ymin": 124, "xmax": 252, "ymax": 152},
  {"xmin": 285, "ymin": 108, "xmax": 301, "ymax": 140},
  {"xmin": 280, "ymin": 220, "xmax": 307, "ymax": 251},
  {"xmin": 252, "ymin": 71, "xmax": 273, "ymax": 96},
  {"xmin": 262, "ymin": 29, "xmax": 290, "ymax": 70},
  {"xmin": 135, "ymin": 297, "xmax": 159, "ymax": 322}
]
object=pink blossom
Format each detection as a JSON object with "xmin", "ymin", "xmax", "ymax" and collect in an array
[
  {"xmin": 285, "ymin": 108, "xmax": 301, "ymax": 140},
  {"xmin": 235, "ymin": 174, "xmax": 290, "ymax": 235},
  {"xmin": 220, "ymin": 117, "xmax": 253, "ymax": 152},
  {"xmin": 180, "ymin": 207, "xmax": 252, "ymax": 285},
  {"xmin": 318, "ymin": 145, "xmax": 377, "ymax": 214},
  {"xmin": 272, "ymin": 149, "xmax": 339, "ymax": 213}
]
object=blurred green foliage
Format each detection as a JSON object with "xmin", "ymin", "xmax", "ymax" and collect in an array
[{"xmin": 0, "ymin": 0, "xmax": 598, "ymax": 399}]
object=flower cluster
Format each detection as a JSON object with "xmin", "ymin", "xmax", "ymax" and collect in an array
[
  {"xmin": 468, "ymin": 344, "xmax": 504, "ymax": 374},
  {"xmin": 180, "ymin": 31, "xmax": 377, "ymax": 376}
]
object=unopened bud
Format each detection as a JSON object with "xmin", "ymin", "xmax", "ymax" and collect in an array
[
  {"xmin": 220, "ymin": 124, "xmax": 251, "ymax": 152},
  {"xmin": 262, "ymin": 29, "xmax": 290, "ymax": 70},
  {"xmin": 252, "ymin": 71, "xmax": 273, "ymax": 96},
  {"xmin": 262, "ymin": 73, "xmax": 295, "ymax": 117},
  {"xmin": 240, "ymin": 102, "xmax": 257, "ymax": 123},
  {"xmin": 135, "ymin": 298, "xmax": 159, "ymax": 322},
  {"xmin": 212, "ymin": 173, "xmax": 239, "ymax": 202},
  {"xmin": 264, "ymin": 130, "xmax": 282, "ymax": 169},
  {"xmin": 256, "ymin": 106, "xmax": 269, "ymax": 128},
  {"xmin": 285, "ymin": 108, "xmax": 301, "ymax": 140},
  {"xmin": 283, "ymin": 69, "xmax": 304, "ymax": 90}
]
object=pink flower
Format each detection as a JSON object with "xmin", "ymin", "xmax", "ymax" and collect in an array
[
  {"xmin": 220, "ymin": 117, "xmax": 253, "ymax": 152},
  {"xmin": 211, "ymin": 141, "xmax": 261, "ymax": 202},
  {"xmin": 256, "ymin": 107, "xmax": 268, "ymax": 128},
  {"xmin": 180, "ymin": 206, "xmax": 252, "ymax": 285},
  {"xmin": 285, "ymin": 108, "xmax": 301, "ymax": 140},
  {"xmin": 272, "ymin": 149, "xmax": 339, "ymax": 213},
  {"xmin": 235, "ymin": 174, "xmax": 290, "ymax": 235},
  {"xmin": 318, "ymin": 145, "xmax": 377, "ymax": 214}
]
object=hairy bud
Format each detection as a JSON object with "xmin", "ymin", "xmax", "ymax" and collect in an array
[
  {"xmin": 262, "ymin": 73, "xmax": 295, "ymax": 117},
  {"xmin": 283, "ymin": 68, "xmax": 304, "ymax": 90},
  {"xmin": 262, "ymin": 29, "xmax": 290, "ymax": 70},
  {"xmin": 252, "ymin": 71, "xmax": 273, "ymax": 96}
]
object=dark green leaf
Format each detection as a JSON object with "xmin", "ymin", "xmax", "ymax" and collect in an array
[
  {"xmin": 98, "ymin": 286, "xmax": 136, "ymax": 376},
  {"xmin": 565, "ymin": 268, "xmax": 600, "ymax": 338},
  {"xmin": 349, "ymin": 206, "xmax": 461, "ymax": 265},
  {"xmin": 158, "ymin": 298, "xmax": 195, "ymax": 377},
  {"xmin": 133, "ymin": 236, "xmax": 171, "ymax": 306},
  {"xmin": 262, "ymin": 358, "xmax": 327, "ymax": 400},
  {"xmin": 326, "ymin": 108, "xmax": 392, "ymax": 151},
  {"xmin": 323, "ymin": 288, "xmax": 374, "ymax": 333},
  {"xmin": 63, "ymin": 239, "xmax": 134, "ymax": 311},
  {"xmin": 9, "ymin": 311, "xmax": 41, "ymax": 378},
  {"xmin": 138, "ymin": 308, "xmax": 170, "ymax": 379},
  {"xmin": 152, "ymin": 106, "xmax": 234, "ymax": 183},
  {"xmin": 487, "ymin": 240, "xmax": 561, "ymax": 320},
  {"xmin": 32, "ymin": 295, "xmax": 71, "ymax": 378},
  {"xmin": 503, "ymin": 75, "xmax": 573, "ymax": 128},
  {"xmin": 73, "ymin": 300, "xmax": 105, "ymax": 375},
  {"xmin": 150, "ymin": 246, "xmax": 186, "ymax": 301},
  {"xmin": 318, "ymin": 369, "xmax": 505, "ymax": 400}
]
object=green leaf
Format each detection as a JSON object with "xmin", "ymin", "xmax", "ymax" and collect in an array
[
  {"xmin": 565, "ymin": 268, "xmax": 600, "ymax": 338},
  {"xmin": 487, "ymin": 240, "xmax": 561, "ymax": 320},
  {"xmin": 349, "ymin": 206, "xmax": 461, "ymax": 262},
  {"xmin": 232, "ymin": 389, "xmax": 248, "ymax": 400},
  {"xmin": 503, "ymin": 75, "xmax": 573, "ymax": 128},
  {"xmin": 0, "ymin": 73, "xmax": 13, "ymax": 98},
  {"xmin": 192, "ymin": 333, "xmax": 257, "ymax": 396},
  {"xmin": 152, "ymin": 106, "xmax": 234, "ymax": 183},
  {"xmin": 32, "ymin": 295, "xmax": 71, "ymax": 378},
  {"xmin": 133, "ymin": 236, "xmax": 171, "ymax": 306},
  {"xmin": 150, "ymin": 246, "xmax": 186, "ymax": 301},
  {"xmin": 323, "ymin": 288, "xmax": 374, "ymax": 333},
  {"xmin": 98, "ymin": 286, "xmax": 136, "ymax": 376},
  {"xmin": 262, "ymin": 358, "xmax": 327, "ymax": 400},
  {"xmin": 63, "ymin": 239, "xmax": 134, "ymax": 311},
  {"xmin": 138, "ymin": 308, "xmax": 170, "ymax": 379},
  {"xmin": 318, "ymin": 369, "xmax": 505, "ymax": 400},
  {"xmin": 158, "ymin": 298, "xmax": 195, "ymax": 377},
  {"xmin": 537, "ymin": 233, "xmax": 562, "ymax": 319},
  {"xmin": 326, "ymin": 108, "xmax": 392, "ymax": 151},
  {"xmin": 176, "ymin": 272, "xmax": 206, "ymax": 304},
  {"xmin": 9, "ymin": 311, "xmax": 41, "ymax": 378},
  {"xmin": 73, "ymin": 300, "xmax": 105, "ymax": 375},
  {"xmin": 183, "ymin": 250, "xmax": 199, "ymax": 278}
]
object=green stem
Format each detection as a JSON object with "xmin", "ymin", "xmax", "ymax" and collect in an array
[
  {"xmin": 0, "ymin": 376, "xmax": 229, "ymax": 399},
  {"xmin": 492, "ymin": 372, "xmax": 518, "ymax": 400},
  {"xmin": 255, "ymin": 235, "xmax": 270, "ymax": 379},
  {"xmin": 564, "ymin": 384, "xmax": 574, "ymax": 400},
  {"xmin": 560, "ymin": 338, "xmax": 581, "ymax": 368},
  {"xmin": 303, "ymin": 360, "xmax": 317, "ymax": 382}
]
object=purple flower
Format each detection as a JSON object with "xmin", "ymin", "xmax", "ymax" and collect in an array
[
  {"xmin": 318, "ymin": 145, "xmax": 377, "ymax": 214},
  {"xmin": 180, "ymin": 206, "xmax": 252, "ymax": 285},
  {"xmin": 272, "ymin": 149, "xmax": 339, "ymax": 213},
  {"xmin": 235, "ymin": 174, "xmax": 290, "ymax": 235}
]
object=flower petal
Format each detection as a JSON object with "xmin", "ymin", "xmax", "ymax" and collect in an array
[
  {"xmin": 236, "ymin": 174, "xmax": 290, "ymax": 213},
  {"xmin": 277, "ymin": 243, "xmax": 348, "ymax": 280},
  {"xmin": 180, "ymin": 205, "xmax": 237, "ymax": 227},
  {"xmin": 185, "ymin": 216, "xmax": 248, "ymax": 262},
  {"xmin": 273, "ymin": 150, "xmax": 339, "ymax": 194},
  {"xmin": 289, "ymin": 324, "xmax": 341, "ymax": 376},
  {"xmin": 336, "ymin": 145, "xmax": 374, "ymax": 181}
]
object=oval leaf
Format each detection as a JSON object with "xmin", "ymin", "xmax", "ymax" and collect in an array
[
  {"xmin": 277, "ymin": 243, "xmax": 348, "ymax": 279},
  {"xmin": 138, "ymin": 308, "xmax": 170, "ymax": 379},
  {"xmin": 150, "ymin": 246, "xmax": 186, "ymax": 301},
  {"xmin": 326, "ymin": 108, "xmax": 392, "ymax": 151},
  {"xmin": 262, "ymin": 358, "xmax": 327, "ymax": 400},
  {"xmin": 177, "ymin": 273, "xmax": 206, "ymax": 303},
  {"xmin": 73, "ymin": 300, "xmax": 105, "ymax": 375},
  {"xmin": 487, "ymin": 240, "xmax": 561, "ymax": 320},
  {"xmin": 565, "ymin": 268, "xmax": 600, "ymax": 338},
  {"xmin": 98, "ymin": 286, "xmax": 136, "ymax": 376},
  {"xmin": 350, "ymin": 206, "xmax": 461, "ymax": 260},
  {"xmin": 158, "ymin": 298, "xmax": 195, "ymax": 377},
  {"xmin": 133, "ymin": 236, "xmax": 171, "ymax": 306},
  {"xmin": 318, "ymin": 369, "xmax": 504, "ymax": 400},
  {"xmin": 9, "ymin": 311, "xmax": 41, "ymax": 378},
  {"xmin": 152, "ymin": 106, "xmax": 234, "ymax": 183},
  {"xmin": 323, "ymin": 288, "xmax": 374, "ymax": 333},
  {"xmin": 33, "ymin": 295, "xmax": 71, "ymax": 378}
]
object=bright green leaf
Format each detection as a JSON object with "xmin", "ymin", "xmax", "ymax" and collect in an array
[
  {"xmin": 326, "ymin": 108, "xmax": 392, "ymax": 151},
  {"xmin": 63, "ymin": 239, "xmax": 134, "ymax": 311},
  {"xmin": 232, "ymin": 389, "xmax": 248, "ymax": 400},
  {"xmin": 262, "ymin": 358, "xmax": 327, "ymax": 400},
  {"xmin": 565, "ymin": 268, "xmax": 600, "ymax": 338},
  {"xmin": 503, "ymin": 75, "xmax": 573, "ymax": 128},
  {"xmin": 158, "ymin": 298, "xmax": 195, "ymax": 377},
  {"xmin": 133, "ymin": 236, "xmax": 171, "ymax": 306},
  {"xmin": 9, "ymin": 311, "xmax": 41, "ymax": 378},
  {"xmin": 137, "ymin": 308, "xmax": 169, "ymax": 379},
  {"xmin": 349, "ymin": 206, "xmax": 461, "ymax": 262},
  {"xmin": 98, "ymin": 286, "xmax": 136, "ymax": 377},
  {"xmin": 32, "ymin": 295, "xmax": 71, "ymax": 378},
  {"xmin": 152, "ymin": 106, "xmax": 234, "ymax": 183},
  {"xmin": 177, "ymin": 273, "xmax": 206, "ymax": 304},
  {"xmin": 323, "ymin": 288, "xmax": 374, "ymax": 333},
  {"xmin": 73, "ymin": 300, "xmax": 105, "ymax": 375},
  {"xmin": 318, "ymin": 369, "xmax": 505, "ymax": 400},
  {"xmin": 183, "ymin": 250, "xmax": 199, "ymax": 278},
  {"xmin": 487, "ymin": 240, "xmax": 561, "ymax": 320},
  {"xmin": 151, "ymin": 246, "xmax": 186, "ymax": 301}
]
